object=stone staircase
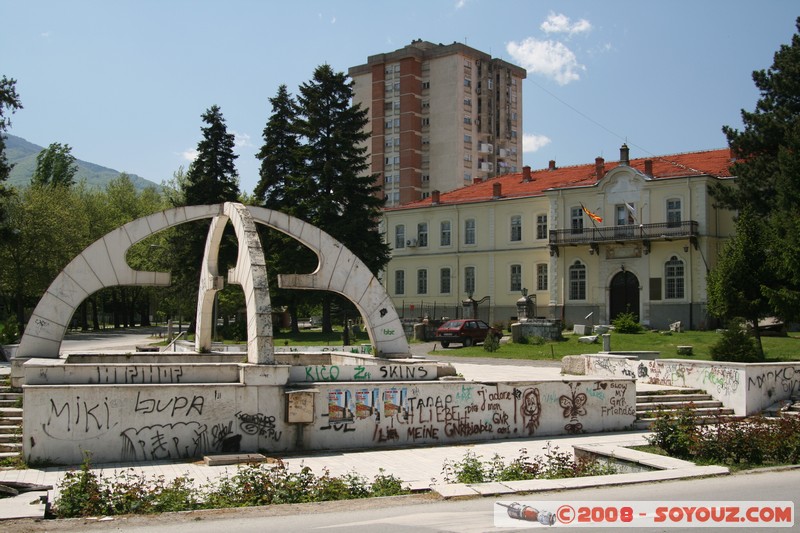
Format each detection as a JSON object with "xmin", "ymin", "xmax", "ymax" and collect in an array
[
  {"xmin": 634, "ymin": 388, "xmax": 737, "ymax": 429},
  {"xmin": 0, "ymin": 373, "xmax": 23, "ymax": 460}
]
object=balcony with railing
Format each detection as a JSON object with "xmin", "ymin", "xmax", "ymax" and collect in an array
[{"xmin": 548, "ymin": 220, "xmax": 698, "ymax": 255}]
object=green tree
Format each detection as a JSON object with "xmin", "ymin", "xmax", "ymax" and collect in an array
[
  {"xmin": 32, "ymin": 142, "xmax": 79, "ymax": 187},
  {"xmin": 0, "ymin": 185, "xmax": 90, "ymax": 327},
  {"xmin": 295, "ymin": 64, "xmax": 390, "ymax": 332},
  {"xmin": 706, "ymin": 208, "xmax": 773, "ymax": 359},
  {"xmin": 0, "ymin": 76, "xmax": 22, "ymax": 239},
  {"xmin": 710, "ymin": 18, "xmax": 800, "ymax": 325},
  {"xmin": 254, "ymin": 84, "xmax": 305, "ymax": 208},
  {"xmin": 171, "ymin": 105, "xmax": 241, "ymax": 333},
  {"xmin": 254, "ymin": 84, "xmax": 315, "ymax": 334},
  {"xmin": 184, "ymin": 105, "xmax": 240, "ymax": 205}
]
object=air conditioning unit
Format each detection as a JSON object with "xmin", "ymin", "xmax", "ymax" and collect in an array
[{"xmin": 406, "ymin": 238, "xmax": 418, "ymax": 247}]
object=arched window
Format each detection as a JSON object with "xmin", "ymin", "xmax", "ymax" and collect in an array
[
  {"xmin": 665, "ymin": 256, "xmax": 685, "ymax": 299},
  {"xmin": 569, "ymin": 261, "xmax": 586, "ymax": 300}
]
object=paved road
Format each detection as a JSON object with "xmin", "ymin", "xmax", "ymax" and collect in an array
[{"xmin": 6, "ymin": 468, "xmax": 798, "ymax": 532}]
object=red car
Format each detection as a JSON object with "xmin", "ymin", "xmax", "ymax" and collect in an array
[{"xmin": 435, "ymin": 319, "xmax": 502, "ymax": 348}]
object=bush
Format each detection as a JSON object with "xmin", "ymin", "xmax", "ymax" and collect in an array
[
  {"xmin": 612, "ymin": 311, "xmax": 644, "ymax": 334},
  {"xmin": 710, "ymin": 318, "xmax": 761, "ymax": 362},
  {"xmin": 483, "ymin": 333, "xmax": 500, "ymax": 352},
  {"xmin": 54, "ymin": 457, "xmax": 409, "ymax": 518},
  {"xmin": 439, "ymin": 444, "xmax": 617, "ymax": 484},
  {"xmin": 647, "ymin": 409, "xmax": 800, "ymax": 467}
]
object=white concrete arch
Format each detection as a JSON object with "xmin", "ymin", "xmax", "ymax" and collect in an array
[
  {"xmin": 247, "ymin": 206, "xmax": 408, "ymax": 357},
  {"xmin": 195, "ymin": 203, "xmax": 273, "ymax": 363},
  {"xmin": 16, "ymin": 205, "xmax": 224, "ymax": 359},
  {"xmin": 17, "ymin": 203, "xmax": 409, "ymax": 360}
]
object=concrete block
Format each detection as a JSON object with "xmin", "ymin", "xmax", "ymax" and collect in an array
[
  {"xmin": 431, "ymin": 483, "xmax": 481, "ymax": 499},
  {"xmin": 204, "ymin": 453, "xmax": 269, "ymax": 466},
  {"xmin": 578, "ymin": 335, "xmax": 598, "ymax": 344},
  {"xmin": 573, "ymin": 325, "xmax": 591, "ymax": 335}
]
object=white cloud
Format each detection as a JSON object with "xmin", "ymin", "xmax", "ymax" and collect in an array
[
  {"xmin": 331, "ymin": 16, "xmax": 336, "ymax": 24},
  {"xmin": 522, "ymin": 133, "xmax": 551, "ymax": 153},
  {"xmin": 180, "ymin": 149, "xmax": 198, "ymax": 162},
  {"xmin": 540, "ymin": 12, "xmax": 591, "ymax": 36},
  {"xmin": 232, "ymin": 131, "xmax": 252, "ymax": 148},
  {"xmin": 455, "ymin": 0, "xmax": 467, "ymax": 9},
  {"xmin": 506, "ymin": 37, "xmax": 584, "ymax": 85},
  {"xmin": 40, "ymin": 31, "xmax": 51, "ymax": 38}
]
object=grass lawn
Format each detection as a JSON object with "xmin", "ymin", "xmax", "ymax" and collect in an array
[{"xmin": 429, "ymin": 330, "xmax": 800, "ymax": 362}]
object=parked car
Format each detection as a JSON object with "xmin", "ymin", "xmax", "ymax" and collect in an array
[{"xmin": 435, "ymin": 319, "xmax": 502, "ymax": 348}]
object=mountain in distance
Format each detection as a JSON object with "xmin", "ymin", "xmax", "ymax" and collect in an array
[{"xmin": 4, "ymin": 134, "xmax": 161, "ymax": 191}]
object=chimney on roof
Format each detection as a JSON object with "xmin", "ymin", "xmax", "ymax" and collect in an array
[
  {"xmin": 549, "ymin": 160, "xmax": 556, "ymax": 170},
  {"xmin": 492, "ymin": 182, "xmax": 502, "ymax": 198},
  {"xmin": 620, "ymin": 143, "xmax": 630, "ymax": 166},
  {"xmin": 522, "ymin": 165, "xmax": 532, "ymax": 182},
  {"xmin": 644, "ymin": 159, "xmax": 653, "ymax": 177},
  {"xmin": 473, "ymin": 177, "xmax": 483, "ymax": 184},
  {"xmin": 595, "ymin": 156, "xmax": 605, "ymax": 179},
  {"xmin": 431, "ymin": 190, "xmax": 440, "ymax": 205}
]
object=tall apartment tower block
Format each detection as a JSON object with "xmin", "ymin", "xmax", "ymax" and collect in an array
[{"xmin": 349, "ymin": 40, "xmax": 527, "ymax": 206}]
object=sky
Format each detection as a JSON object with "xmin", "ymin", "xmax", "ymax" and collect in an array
[{"xmin": 3, "ymin": 1, "xmax": 798, "ymax": 195}]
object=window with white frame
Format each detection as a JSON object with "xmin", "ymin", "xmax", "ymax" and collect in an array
[
  {"xmin": 417, "ymin": 269, "xmax": 428, "ymax": 295},
  {"xmin": 569, "ymin": 261, "xmax": 586, "ymax": 300},
  {"xmin": 422, "ymin": 80, "xmax": 430, "ymax": 90},
  {"xmin": 394, "ymin": 224, "xmax": 405, "ymax": 249},
  {"xmin": 571, "ymin": 207, "xmax": 584, "ymax": 234},
  {"xmin": 464, "ymin": 115, "xmax": 472, "ymax": 125},
  {"xmin": 440, "ymin": 220, "xmax": 451, "ymax": 246},
  {"xmin": 665, "ymin": 256, "xmax": 685, "ymax": 299},
  {"xmin": 440, "ymin": 267, "xmax": 451, "ymax": 294},
  {"xmin": 417, "ymin": 222, "xmax": 428, "ymax": 247},
  {"xmin": 536, "ymin": 264, "xmax": 548, "ymax": 291},
  {"xmin": 422, "ymin": 117, "xmax": 430, "ymax": 127},
  {"xmin": 536, "ymin": 214, "xmax": 548, "ymax": 240},
  {"xmin": 667, "ymin": 198, "xmax": 682, "ymax": 227},
  {"xmin": 464, "ymin": 218, "xmax": 476, "ymax": 245},
  {"xmin": 394, "ymin": 270, "xmax": 405, "ymax": 295},
  {"xmin": 464, "ymin": 134, "xmax": 472, "ymax": 144},
  {"xmin": 510, "ymin": 215, "xmax": 522, "ymax": 242},
  {"xmin": 464, "ymin": 266, "xmax": 475, "ymax": 295},
  {"xmin": 510, "ymin": 264, "xmax": 522, "ymax": 292}
]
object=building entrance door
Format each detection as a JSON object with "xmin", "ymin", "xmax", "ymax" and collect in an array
[{"xmin": 610, "ymin": 270, "xmax": 640, "ymax": 321}]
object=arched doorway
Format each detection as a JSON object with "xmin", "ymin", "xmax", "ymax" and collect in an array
[{"xmin": 610, "ymin": 270, "xmax": 640, "ymax": 321}]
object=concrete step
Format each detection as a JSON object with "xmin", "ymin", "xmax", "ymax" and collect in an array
[
  {"xmin": 0, "ymin": 417, "xmax": 22, "ymax": 426},
  {"xmin": 0, "ymin": 392, "xmax": 22, "ymax": 400},
  {"xmin": 0, "ymin": 433, "xmax": 22, "ymax": 442},
  {"xmin": 636, "ymin": 393, "xmax": 713, "ymax": 403},
  {"xmin": 0, "ymin": 407, "xmax": 22, "ymax": 416},
  {"xmin": 0, "ymin": 451, "xmax": 22, "ymax": 459},
  {"xmin": 637, "ymin": 400, "xmax": 724, "ymax": 412},
  {"xmin": 637, "ymin": 406, "xmax": 735, "ymax": 419},
  {"xmin": 0, "ymin": 400, "xmax": 20, "ymax": 408},
  {"xmin": 636, "ymin": 388, "xmax": 706, "ymax": 397},
  {"xmin": 0, "ymin": 442, "xmax": 21, "ymax": 453}
]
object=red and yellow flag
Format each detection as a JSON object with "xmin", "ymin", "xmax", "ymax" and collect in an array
[{"xmin": 581, "ymin": 203, "xmax": 603, "ymax": 224}]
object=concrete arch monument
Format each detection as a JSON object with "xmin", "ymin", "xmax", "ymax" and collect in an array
[{"xmin": 16, "ymin": 202, "xmax": 409, "ymax": 361}]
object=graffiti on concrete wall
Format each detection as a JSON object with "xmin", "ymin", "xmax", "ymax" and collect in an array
[
  {"xmin": 747, "ymin": 367, "xmax": 800, "ymax": 396},
  {"xmin": 559, "ymin": 382, "xmax": 587, "ymax": 434}
]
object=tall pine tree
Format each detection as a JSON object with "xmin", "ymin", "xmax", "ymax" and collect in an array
[
  {"xmin": 255, "ymin": 85, "xmax": 315, "ymax": 334},
  {"xmin": 710, "ymin": 18, "xmax": 800, "ymax": 325},
  {"xmin": 184, "ymin": 105, "xmax": 240, "ymax": 205},
  {"xmin": 296, "ymin": 64, "xmax": 390, "ymax": 332},
  {"xmin": 171, "ymin": 105, "xmax": 241, "ymax": 332}
]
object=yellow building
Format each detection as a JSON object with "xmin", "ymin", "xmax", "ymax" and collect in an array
[{"xmin": 382, "ymin": 146, "xmax": 736, "ymax": 330}]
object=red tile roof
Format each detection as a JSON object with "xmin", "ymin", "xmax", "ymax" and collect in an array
[{"xmin": 388, "ymin": 148, "xmax": 734, "ymax": 210}]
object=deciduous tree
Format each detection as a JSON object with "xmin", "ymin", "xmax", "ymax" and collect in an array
[{"xmin": 32, "ymin": 142, "xmax": 79, "ymax": 187}]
